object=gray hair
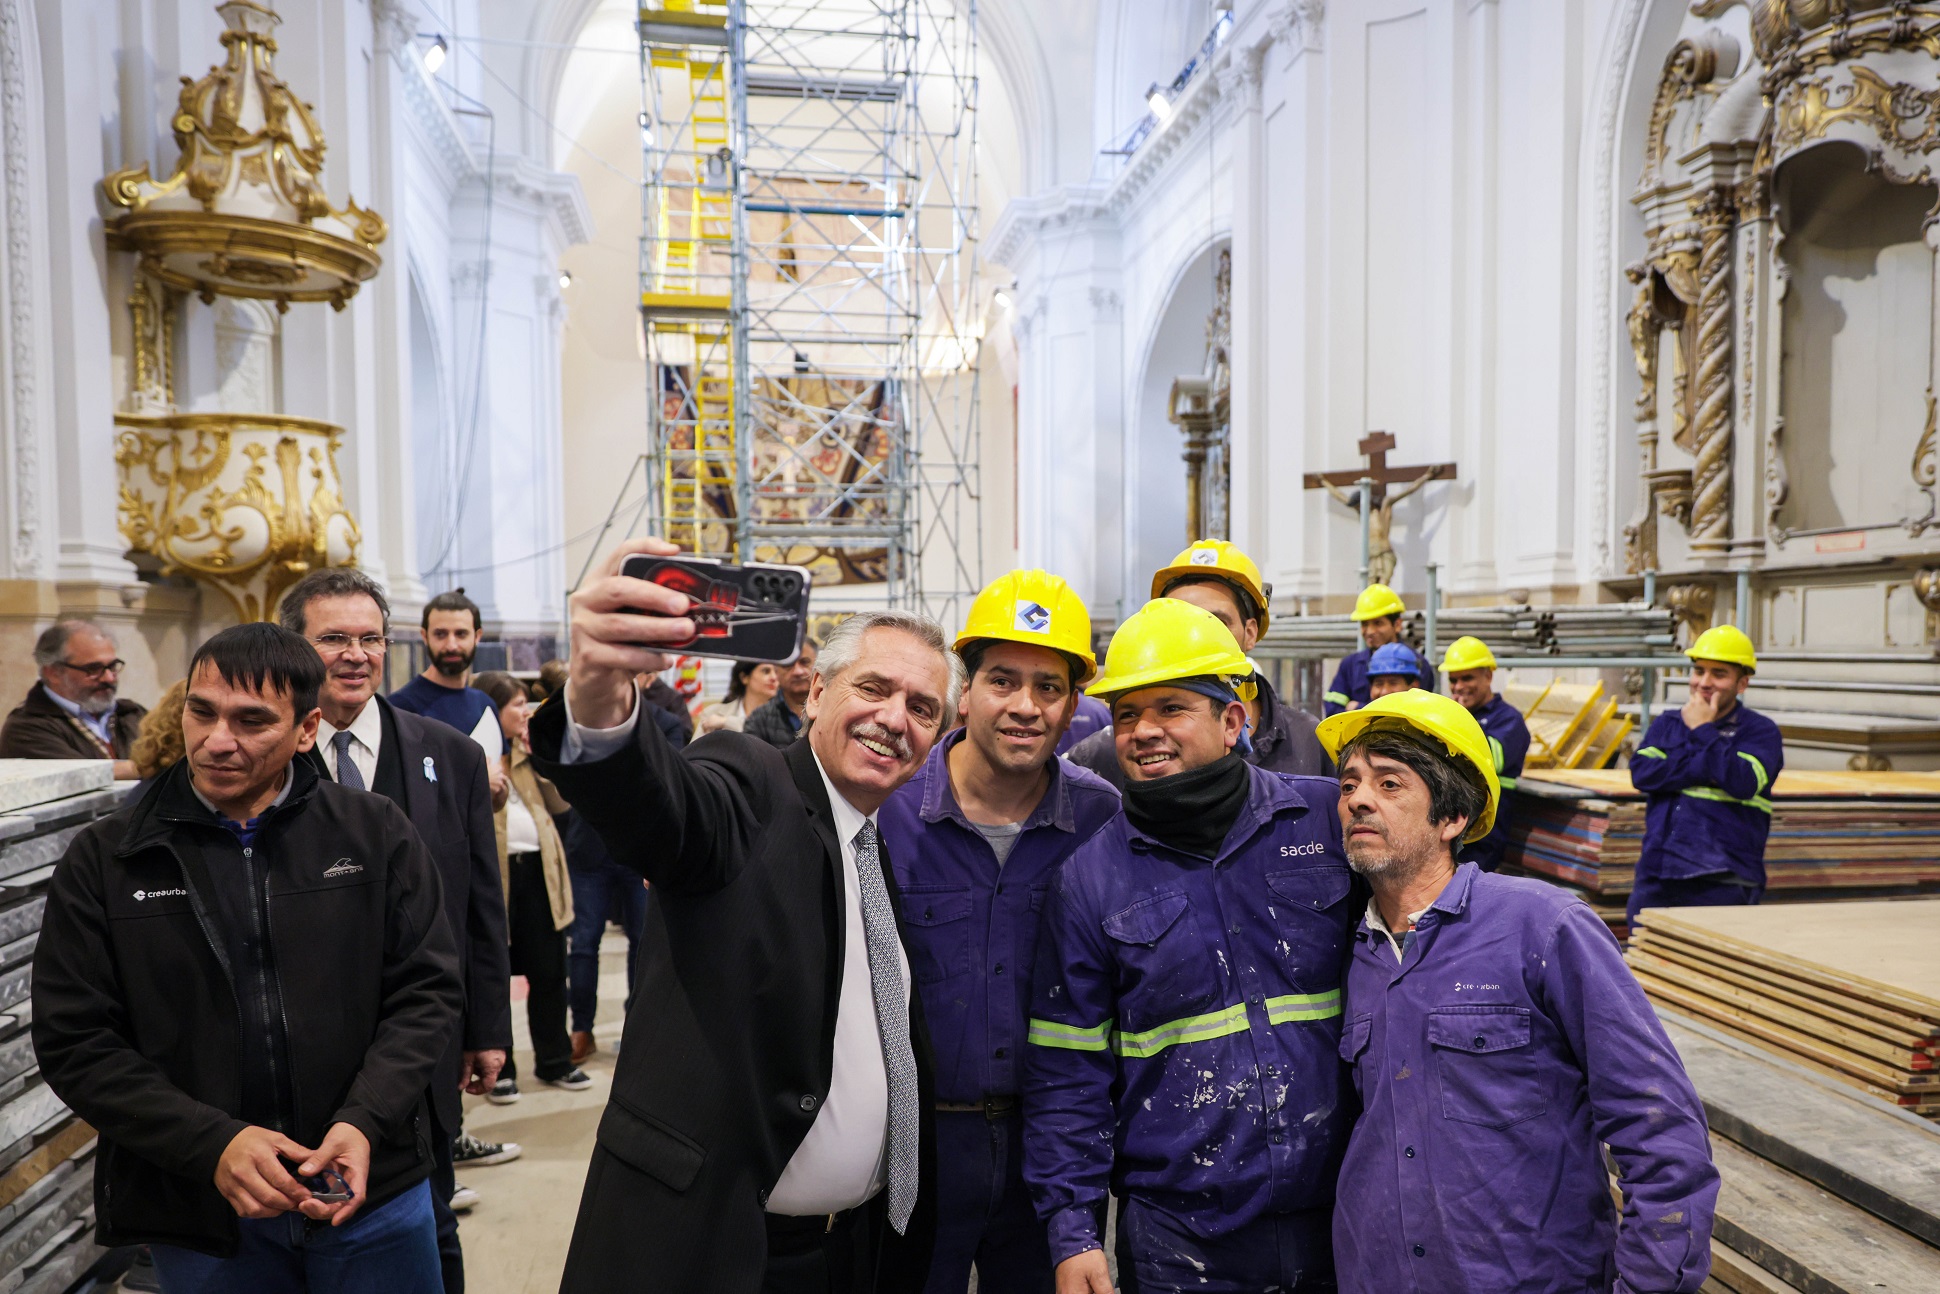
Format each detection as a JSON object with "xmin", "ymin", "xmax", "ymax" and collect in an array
[
  {"xmin": 817, "ymin": 610, "xmax": 965, "ymax": 716},
  {"xmin": 278, "ymin": 567, "xmax": 392, "ymax": 636},
  {"xmin": 33, "ymin": 620, "xmax": 112, "ymax": 669}
]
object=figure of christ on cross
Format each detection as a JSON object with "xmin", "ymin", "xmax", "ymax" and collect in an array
[{"xmin": 1302, "ymin": 432, "xmax": 1458, "ymax": 585}]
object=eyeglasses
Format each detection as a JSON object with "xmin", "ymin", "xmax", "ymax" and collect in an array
[
  {"xmin": 311, "ymin": 634, "xmax": 392, "ymax": 655},
  {"xmin": 57, "ymin": 658, "xmax": 124, "ymax": 679}
]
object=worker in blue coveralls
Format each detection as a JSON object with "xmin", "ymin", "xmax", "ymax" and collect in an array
[
  {"xmin": 1025, "ymin": 598, "xmax": 1354, "ymax": 1294},
  {"xmin": 1365, "ymin": 642, "xmax": 1422, "ymax": 703},
  {"xmin": 1325, "ymin": 584, "xmax": 1407, "ymax": 716},
  {"xmin": 1627, "ymin": 625, "xmax": 1782, "ymax": 927},
  {"xmin": 1317, "ymin": 690, "xmax": 1719, "ymax": 1294},
  {"xmin": 879, "ymin": 569, "xmax": 1121, "ymax": 1294},
  {"xmin": 1441, "ymin": 635, "xmax": 1530, "ymax": 872}
]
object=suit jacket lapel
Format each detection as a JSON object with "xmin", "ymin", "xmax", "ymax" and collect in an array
[
  {"xmin": 785, "ymin": 739, "xmax": 847, "ymax": 1017},
  {"xmin": 376, "ymin": 697, "xmax": 437, "ymax": 839}
]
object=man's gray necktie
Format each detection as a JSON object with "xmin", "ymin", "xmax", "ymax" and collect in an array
[
  {"xmin": 852, "ymin": 820, "xmax": 918, "ymax": 1233},
  {"xmin": 331, "ymin": 730, "xmax": 366, "ymax": 791}
]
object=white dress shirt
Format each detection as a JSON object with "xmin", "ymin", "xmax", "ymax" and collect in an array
[
  {"xmin": 317, "ymin": 700, "xmax": 384, "ymax": 788},
  {"xmin": 563, "ymin": 687, "xmax": 911, "ymax": 1215}
]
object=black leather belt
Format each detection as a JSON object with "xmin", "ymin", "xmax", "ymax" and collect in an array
[{"xmin": 934, "ymin": 1095, "xmax": 1018, "ymax": 1119}]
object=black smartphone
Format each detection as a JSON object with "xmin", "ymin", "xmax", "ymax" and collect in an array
[{"xmin": 620, "ymin": 553, "xmax": 813, "ymax": 665}]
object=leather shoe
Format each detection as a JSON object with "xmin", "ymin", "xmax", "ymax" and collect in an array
[{"xmin": 571, "ymin": 1030, "xmax": 597, "ymax": 1065}]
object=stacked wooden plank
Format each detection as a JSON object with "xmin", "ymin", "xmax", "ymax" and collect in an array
[
  {"xmin": 1662, "ymin": 1013, "xmax": 1940, "ymax": 1290},
  {"xmin": 1504, "ymin": 768, "xmax": 1940, "ymax": 897},
  {"xmin": 1628, "ymin": 901, "xmax": 1940, "ymax": 1117},
  {"xmin": 0, "ymin": 761, "xmax": 126, "ymax": 1294}
]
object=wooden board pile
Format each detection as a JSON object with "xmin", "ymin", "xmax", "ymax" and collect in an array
[
  {"xmin": 1504, "ymin": 769, "xmax": 1940, "ymax": 898},
  {"xmin": 1659, "ymin": 1014, "xmax": 1940, "ymax": 1291},
  {"xmin": 0, "ymin": 761, "xmax": 126, "ymax": 1294},
  {"xmin": 1628, "ymin": 901, "xmax": 1940, "ymax": 1118}
]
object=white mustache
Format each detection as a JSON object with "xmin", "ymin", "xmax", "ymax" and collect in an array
[{"xmin": 847, "ymin": 721, "xmax": 911, "ymax": 761}]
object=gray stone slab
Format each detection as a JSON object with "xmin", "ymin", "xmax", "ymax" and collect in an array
[
  {"xmin": 0, "ymin": 821, "xmax": 32, "ymax": 846},
  {"xmin": 0, "ymin": 765, "xmax": 109, "ymax": 817},
  {"xmin": 0, "ymin": 828, "xmax": 81, "ymax": 884},
  {"xmin": 0, "ymin": 899, "xmax": 42, "ymax": 949},
  {"xmin": 1662, "ymin": 1010, "xmax": 1940, "ymax": 1247},
  {"xmin": 0, "ymin": 1086, "xmax": 61, "ymax": 1152}
]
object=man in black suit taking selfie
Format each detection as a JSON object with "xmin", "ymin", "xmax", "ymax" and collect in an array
[{"xmin": 529, "ymin": 536, "xmax": 960, "ymax": 1294}]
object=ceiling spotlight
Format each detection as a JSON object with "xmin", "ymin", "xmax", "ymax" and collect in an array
[
  {"xmin": 993, "ymin": 289, "xmax": 1012, "ymax": 310},
  {"xmin": 559, "ymin": 270, "xmax": 573, "ymax": 290},
  {"xmin": 423, "ymin": 35, "xmax": 448, "ymax": 74},
  {"xmin": 1146, "ymin": 82, "xmax": 1172, "ymax": 121}
]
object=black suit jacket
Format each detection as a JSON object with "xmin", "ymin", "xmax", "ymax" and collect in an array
[
  {"xmin": 529, "ymin": 697, "xmax": 936, "ymax": 1294},
  {"xmin": 308, "ymin": 696, "xmax": 511, "ymax": 1132}
]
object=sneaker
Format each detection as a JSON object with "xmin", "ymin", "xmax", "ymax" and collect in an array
[
  {"xmin": 451, "ymin": 1131, "xmax": 522, "ymax": 1166},
  {"xmin": 486, "ymin": 1077, "xmax": 521, "ymax": 1105},
  {"xmin": 449, "ymin": 1184, "xmax": 480, "ymax": 1213},
  {"xmin": 570, "ymin": 1030, "xmax": 597, "ymax": 1065},
  {"xmin": 540, "ymin": 1067, "xmax": 595, "ymax": 1092}
]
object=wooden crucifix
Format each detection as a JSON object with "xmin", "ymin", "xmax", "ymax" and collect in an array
[{"xmin": 1302, "ymin": 432, "xmax": 1458, "ymax": 586}]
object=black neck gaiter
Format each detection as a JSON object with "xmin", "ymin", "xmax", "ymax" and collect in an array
[{"xmin": 1122, "ymin": 752, "xmax": 1251, "ymax": 858}]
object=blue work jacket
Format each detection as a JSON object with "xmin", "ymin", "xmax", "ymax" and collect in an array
[
  {"xmin": 1459, "ymin": 694, "xmax": 1530, "ymax": 872},
  {"xmin": 1335, "ymin": 863, "xmax": 1718, "ymax": 1294},
  {"xmin": 1023, "ymin": 767, "xmax": 1355, "ymax": 1265},
  {"xmin": 1324, "ymin": 648, "xmax": 1374, "ymax": 716},
  {"xmin": 1056, "ymin": 695, "xmax": 1113, "ymax": 756},
  {"xmin": 1326, "ymin": 650, "xmax": 1435, "ymax": 716},
  {"xmin": 880, "ymin": 727, "xmax": 1121, "ymax": 1105},
  {"xmin": 1630, "ymin": 704, "xmax": 1783, "ymax": 886}
]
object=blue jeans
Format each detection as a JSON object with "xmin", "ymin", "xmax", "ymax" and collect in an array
[
  {"xmin": 1115, "ymin": 1198, "xmax": 1334, "ymax": 1294},
  {"xmin": 567, "ymin": 862, "xmax": 648, "ymax": 1033},
  {"xmin": 151, "ymin": 1178, "xmax": 441, "ymax": 1294},
  {"xmin": 924, "ymin": 1111, "xmax": 1052, "ymax": 1294},
  {"xmin": 1625, "ymin": 872, "xmax": 1763, "ymax": 926}
]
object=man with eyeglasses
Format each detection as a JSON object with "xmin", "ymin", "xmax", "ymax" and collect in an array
[
  {"xmin": 1, "ymin": 619, "xmax": 148, "ymax": 778},
  {"xmin": 277, "ymin": 568, "xmax": 513, "ymax": 1294}
]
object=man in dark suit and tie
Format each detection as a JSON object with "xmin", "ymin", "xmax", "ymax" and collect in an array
[
  {"xmin": 527, "ymin": 536, "xmax": 958, "ymax": 1294},
  {"xmin": 277, "ymin": 568, "xmax": 512, "ymax": 1294}
]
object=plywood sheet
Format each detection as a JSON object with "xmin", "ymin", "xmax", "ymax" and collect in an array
[
  {"xmin": 1522, "ymin": 767, "xmax": 1940, "ymax": 799},
  {"xmin": 1633, "ymin": 931, "xmax": 1936, "ymax": 1037},
  {"xmin": 1640, "ymin": 902, "xmax": 1940, "ymax": 1020},
  {"xmin": 1628, "ymin": 952, "xmax": 1936, "ymax": 1060},
  {"xmin": 1711, "ymin": 1135, "xmax": 1940, "ymax": 1292}
]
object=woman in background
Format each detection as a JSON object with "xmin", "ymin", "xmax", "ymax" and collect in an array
[
  {"xmin": 695, "ymin": 659, "xmax": 780, "ymax": 735},
  {"xmin": 473, "ymin": 671, "xmax": 590, "ymax": 1102},
  {"xmin": 125, "ymin": 678, "xmax": 187, "ymax": 803}
]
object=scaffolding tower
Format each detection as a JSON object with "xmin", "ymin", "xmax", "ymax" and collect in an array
[{"xmin": 638, "ymin": 0, "xmax": 982, "ymax": 618}]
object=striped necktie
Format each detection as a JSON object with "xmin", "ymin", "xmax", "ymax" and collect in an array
[
  {"xmin": 331, "ymin": 730, "xmax": 366, "ymax": 791},
  {"xmin": 851, "ymin": 820, "xmax": 918, "ymax": 1232}
]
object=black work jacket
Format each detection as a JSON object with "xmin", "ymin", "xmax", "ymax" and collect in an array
[
  {"xmin": 30, "ymin": 758, "xmax": 462, "ymax": 1255},
  {"xmin": 528, "ymin": 703, "xmax": 936, "ymax": 1294}
]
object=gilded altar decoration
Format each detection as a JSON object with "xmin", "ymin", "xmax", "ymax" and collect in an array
[
  {"xmin": 115, "ymin": 412, "xmax": 361, "ymax": 622},
  {"xmin": 1625, "ymin": 3, "xmax": 1940, "ymax": 575},
  {"xmin": 100, "ymin": 0, "xmax": 386, "ymax": 312}
]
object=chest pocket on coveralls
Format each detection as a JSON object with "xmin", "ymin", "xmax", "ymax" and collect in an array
[
  {"xmin": 899, "ymin": 887, "xmax": 974, "ymax": 985},
  {"xmin": 1101, "ymin": 892, "xmax": 1208, "ymax": 1024},
  {"xmin": 1339, "ymin": 1012, "xmax": 1373, "ymax": 1100},
  {"xmin": 1426, "ymin": 1005, "xmax": 1546, "ymax": 1129},
  {"xmin": 1264, "ymin": 867, "xmax": 1352, "ymax": 981}
]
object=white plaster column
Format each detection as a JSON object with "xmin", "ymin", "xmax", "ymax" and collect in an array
[
  {"xmin": 1224, "ymin": 41, "xmax": 1270, "ymax": 563},
  {"xmin": 439, "ymin": 158, "xmax": 590, "ymax": 636},
  {"xmin": 989, "ymin": 186, "xmax": 1124, "ymax": 617},
  {"xmin": 36, "ymin": 0, "xmax": 134, "ymax": 585},
  {"xmin": 1455, "ymin": 0, "xmax": 1501, "ymax": 593}
]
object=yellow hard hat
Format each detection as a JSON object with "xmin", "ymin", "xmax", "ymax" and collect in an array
[
  {"xmin": 1151, "ymin": 540, "xmax": 1272, "ymax": 632},
  {"xmin": 1351, "ymin": 583, "xmax": 1407, "ymax": 622},
  {"xmin": 1440, "ymin": 636, "xmax": 1497, "ymax": 674},
  {"xmin": 955, "ymin": 569, "xmax": 1097, "ymax": 684},
  {"xmin": 1086, "ymin": 599, "xmax": 1251, "ymax": 700},
  {"xmin": 1315, "ymin": 690, "xmax": 1501, "ymax": 843},
  {"xmin": 1686, "ymin": 624, "xmax": 1756, "ymax": 673}
]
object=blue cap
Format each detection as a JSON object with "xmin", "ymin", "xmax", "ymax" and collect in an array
[{"xmin": 1368, "ymin": 641, "xmax": 1422, "ymax": 680}]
